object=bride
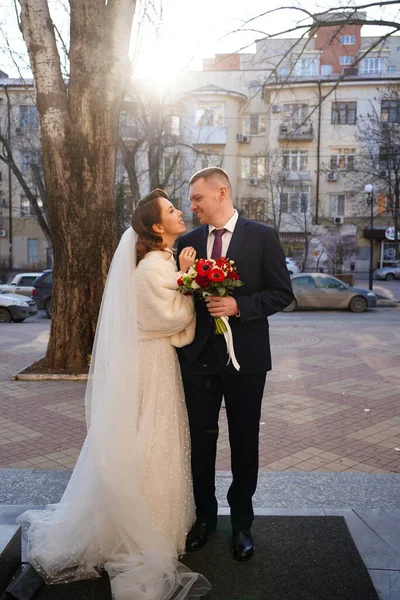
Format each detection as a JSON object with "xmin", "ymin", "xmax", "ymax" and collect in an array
[{"xmin": 17, "ymin": 189, "xmax": 210, "ymax": 600}]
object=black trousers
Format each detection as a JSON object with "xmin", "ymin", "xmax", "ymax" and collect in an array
[{"xmin": 179, "ymin": 338, "xmax": 267, "ymax": 532}]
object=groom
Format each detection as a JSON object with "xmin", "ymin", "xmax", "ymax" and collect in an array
[{"xmin": 177, "ymin": 167, "xmax": 294, "ymax": 561}]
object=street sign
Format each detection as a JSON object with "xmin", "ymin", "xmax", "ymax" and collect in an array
[{"xmin": 385, "ymin": 227, "xmax": 400, "ymax": 241}]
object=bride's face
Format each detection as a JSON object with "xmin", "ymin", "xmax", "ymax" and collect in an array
[{"xmin": 157, "ymin": 197, "xmax": 186, "ymax": 236}]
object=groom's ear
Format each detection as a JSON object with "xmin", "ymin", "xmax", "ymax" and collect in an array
[{"xmin": 219, "ymin": 185, "xmax": 228, "ymax": 201}]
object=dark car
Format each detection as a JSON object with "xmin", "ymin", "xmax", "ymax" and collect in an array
[{"xmin": 32, "ymin": 270, "xmax": 53, "ymax": 318}]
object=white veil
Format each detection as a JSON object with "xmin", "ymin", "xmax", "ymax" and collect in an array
[{"xmin": 18, "ymin": 228, "xmax": 210, "ymax": 600}]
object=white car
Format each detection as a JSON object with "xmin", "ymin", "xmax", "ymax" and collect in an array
[
  {"xmin": 374, "ymin": 261, "xmax": 400, "ymax": 281},
  {"xmin": 286, "ymin": 258, "xmax": 301, "ymax": 275},
  {"xmin": 0, "ymin": 292, "xmax": 38, "ymax": 323},
  {"xmin": 0, "ymin": 272, "xmax": 42, "ymax": 297}
]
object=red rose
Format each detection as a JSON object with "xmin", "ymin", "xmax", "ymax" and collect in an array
[
  {"xmin": 208, "ymin": 268, "xmax": 226, "ymax": 282},
  {"xmin": 177, "ymin": 277, "xmax": 183, "ymax": 286},
  {"xmin": 227, "ymin": 271, "xmax": 236, "ymax": 280},
  {"xmin": 215, "ymin": 257, "xmax": 228, "ymax": 268},
  {"xmin": 195, "ymin": 274, "xmax": 211, "ymax": 287}
]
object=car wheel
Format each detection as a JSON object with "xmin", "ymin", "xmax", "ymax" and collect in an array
[
  {"xmin": 44, "ymin": 298, "xmax": 52, "ymax": 319},
  {"xmin": 386, "ymin": 273, "xmax": 395, "ymax": 281},
  {"xmin": 282, "ymin": 299, "xmax": 297, "ymax": 312},
  {"xmin": 349, "ymin": 296, "xmax": 367, "ymax": 313},
  {"xmin": 0, "ymin": 308, "xmax": 12, "ymax": 323}
]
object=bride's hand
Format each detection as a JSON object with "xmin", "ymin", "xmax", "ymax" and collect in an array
[{"xmin": 179, "ymin": 247, "xmax": 197, "ymax": 272}]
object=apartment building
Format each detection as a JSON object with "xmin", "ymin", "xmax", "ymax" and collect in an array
[
  {"xmin": 169, "ymin": 11, "xmax": 400, "ymax": 271},
  {"xmin": 2, "ymin": 10, "xmax": 399, "ymax": 274},
  {"xmin": 0, "ymin": 74, "xmax": 50, "ymax": 270}
]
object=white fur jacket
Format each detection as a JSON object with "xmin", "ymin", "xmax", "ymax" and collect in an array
[{"xmin": 135, "ymin": 250, "xmax": 195, "ymax": 347}]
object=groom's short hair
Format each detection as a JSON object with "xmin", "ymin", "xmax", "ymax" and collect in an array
[{"xmin": 189, "ymin": 167, "xmax": 232, "ymax": 192}]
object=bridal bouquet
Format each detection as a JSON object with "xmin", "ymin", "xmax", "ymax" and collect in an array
[{"xmin": 177, "ymin": 257, "xmax": 243, "ymax": 370}]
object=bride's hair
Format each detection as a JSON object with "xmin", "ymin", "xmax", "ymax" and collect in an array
[{"xmin": 131, "ymin": 189, "xmax": 169, "ymax": 263}]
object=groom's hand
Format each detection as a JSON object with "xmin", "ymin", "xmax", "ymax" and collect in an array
[{"xmin": 205, "ymin": 296, "xmax": 239, "ymax": 317}]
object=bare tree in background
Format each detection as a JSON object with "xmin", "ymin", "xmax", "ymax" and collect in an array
[{"xmin": 16, "ymin": 0, "xmax": 137, "ymax": 372}]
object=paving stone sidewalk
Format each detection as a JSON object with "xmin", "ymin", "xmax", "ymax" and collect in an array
[{"xmin": 1, "ymin": 315, "xmax": 400, "ymax": 474}]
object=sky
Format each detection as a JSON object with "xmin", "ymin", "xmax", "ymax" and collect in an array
[{"xmin": 0, "ymin": 0, "xmax": 399, "ymax": 83}]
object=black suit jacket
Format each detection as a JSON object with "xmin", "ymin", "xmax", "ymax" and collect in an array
[{"xmin": 176, "ymin": 217, "xmax": 294, "ymax": 373}]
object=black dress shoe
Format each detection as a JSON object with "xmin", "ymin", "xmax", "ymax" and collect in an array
[
  {"xmin": 186, "ymin": 520, "xmax": 217, "ymax": 552},
  {"xmin": 232, "ymin": 529, "xmax": 254, "ymax": 561}
]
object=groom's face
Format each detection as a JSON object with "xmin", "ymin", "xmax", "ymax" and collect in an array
[{"xmin": 189, "ymin": 177, "xmax": 220, "ymax": 225}]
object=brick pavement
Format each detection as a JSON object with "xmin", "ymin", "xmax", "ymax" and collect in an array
[{"xmin": 0, "ymin": 316, "xmax": 400, "ymax": 474}]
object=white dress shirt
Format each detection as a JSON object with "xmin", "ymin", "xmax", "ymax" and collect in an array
[{"xmin": 207, "ymin": 210, "xmax": 239, "ymax": 259}]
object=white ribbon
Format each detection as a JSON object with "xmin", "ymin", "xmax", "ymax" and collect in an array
[{"xmin": 220, "ymin": 316, "xmax": 240, "ymax": 371}]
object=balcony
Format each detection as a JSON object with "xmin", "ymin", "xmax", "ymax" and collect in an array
[
  {"xmin": 279, "ymin": 170, "xmax": 311, "ymax": 182},
  {"xmin": 188, "ymin": 126, "xmax": 227, "ymax": 145},
  {"xmin": 278, "ymin": 123, "xmax": 314, "ymax": 141}
]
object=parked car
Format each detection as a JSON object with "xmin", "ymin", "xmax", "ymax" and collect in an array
[
  {"xmin": 283, "ymin": 273, "xmax": 377, "ymax": 313},
  {"xmin": 0, "ymin": 292, "xmax": 38, "ymax": 323},
  {"xmin": 374, "ymin": 261, "xmax": 400, "ymax": 281},
  {"xmin": 32, "ymin": 270, "xmax": 53, "ymax": 318},
  {"xmin": 286, "ymin": 257, "xmax": 301, "ymax": 275},
  {"xmin": 0, "ymin": 272, "xmax": 42, "ymax": 298}
]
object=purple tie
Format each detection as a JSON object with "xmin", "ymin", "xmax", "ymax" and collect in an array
[{"xmin": 211, "ymin": 228, "xmax": 227, "ymax": 259}]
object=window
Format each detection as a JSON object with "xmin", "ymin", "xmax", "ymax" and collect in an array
[
  {"xmin": 162, "ymin": 156, "xmax": 180, "ymax": 180},
  {"xmin": 240, "ymin": 157, "xmax": 266, "ymax": 179},
  {"xmin": 330, "ymin": 148, "xmax": 355, "ymax": 171},
  {"xmin": 19, "ymin": 276, "xmax": 37, "ymax": 286},
  {"xmin": 381, "ymin": 100, "xmax": 400, "ymax": 123},
  {"xmin": 295, "ymin": 58, "xmax": 317, "ymax": 76},
  {"xmin": 195, "ymin": 102, "xmax": 223, "ymax": 127},
  {"xmin": 331, "ymin": 102, "xmax": 357, "ymax": 125},
  {"xmin": 280, "ymin": 186, "xmax": 310, "ymax": 214},
  {"xmin": 377, "ymin": 193, "xmax": 393, "ymax": 215},
  {"xmin": 282, "ymin": 104, "xmax": 309, "ymax": 128},
  {"xmin": 340, "ymin": 56, "xmax": 355, "ymax": 65},
  {"xmin": 278, "ymin": 67, "xmax": 290, "ymax": 78},
  {"xmin": 20, "ymin": 195, "xmax": 43, "ymax": 217},
  {"xmin": 200, "ymin": 154, "xmax": 223, "ymax": 169},
  {"xmin": 44, "ymin": 272, "xmax": 53, "ymax": 285},
  {"xmin": 20, "ymin": 150, "xmax": 41, "ymax": 174},
  {"xmin": 340, "ymin": 35, "xmax": 355, "ymax": 45},
  {"xmin": 20, "ymin": 105, "xmax": 38, "ymax": 129},
  {"xmin": 243, "ymin": 114, "xmax": 266, "ymax": 136},
  {"xmin": 27, "ymin": 239, "xmax": 39, "ymax": 263},
  {"xmin": 317, "ymin": 276, "xmax": 343, "ymax": 289},
  {"xmin": 240, "ymin": 198, "xmax": 265, "ymax": 221},
  {"xmin": 362, "ymin": 57, "xmax": 386, "ymax": 74},
  {"xmin": 379, "ymin": 146, "xmax": 400, "ymax": 170},
  {"xmin": 293, "ymin": 276, "xmax": 317, "ymax": 287},
  {"xmin": 329, "ymin": 194, "xmax": 347, "ymax": 217},
  {"xmin": 389, "ymin": 66, "xmax": 396, "ymax": 73},
  {"xmin": 167, "ymin": 116, "xmax": 180, "ymax": 136},
  {"xmin": 321, "ymin": 64, "xmax": 333, "ymax": 76},
  {"xmin": 119, "ymin": 110, "xmax": 139, "ymax": 138},
  {"xmin": 283, "ymin": 150, "xmax": 308, "ymax": 172}
]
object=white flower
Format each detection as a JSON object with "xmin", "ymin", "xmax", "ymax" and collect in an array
[{"xmin": 191, "ymin": 281, "xmax": 200, "ymax": 290}]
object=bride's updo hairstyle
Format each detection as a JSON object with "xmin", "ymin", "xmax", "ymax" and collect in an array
[{"xmin": 131, "ymin": 189, "xmax": 169, "ymax": 264}]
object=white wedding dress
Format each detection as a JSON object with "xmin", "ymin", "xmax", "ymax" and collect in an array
[{"xmin": 17, "ymin": 229, "xmax": 210, "ymax": 600}]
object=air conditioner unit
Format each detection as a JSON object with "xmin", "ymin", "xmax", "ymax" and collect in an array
[
  {"xmin": 333, "ymin": 216, "xmax": 344, "ymax": 225},
  {"xmin": 272, "ymin": 105, "xmax": 281, "ymax": 113},
  {"xmin": 0, "ymin": 229, "xmax": 7, "ymax": 237},
  {"xmin": 326, "ymin": 171, "xmax": 338, "ymax": 181},
  {"xmin": 236, "ymin": 133, "xmax": 250, "ymax": 143},
  {"xmin": 249, "ymin": 178, "xmax": 259, "ymax": 186}
]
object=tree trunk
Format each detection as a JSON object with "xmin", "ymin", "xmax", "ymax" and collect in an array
[{"xmin": 20, "ymin": 0, "xmax": 136, "ymax": 372}]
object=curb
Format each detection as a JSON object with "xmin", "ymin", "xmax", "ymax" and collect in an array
[{"xmin": 12, "ymin": 368, "xmax": 88, "ymax": 382}]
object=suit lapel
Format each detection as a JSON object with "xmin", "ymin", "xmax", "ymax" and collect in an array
[
  {"xmin": 197, "ymin": 225, "xmax": 208, "ymax": 259},
  {"xmin": 226, "ymin": 216, "xmax": 250, "ymax": 261}
]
